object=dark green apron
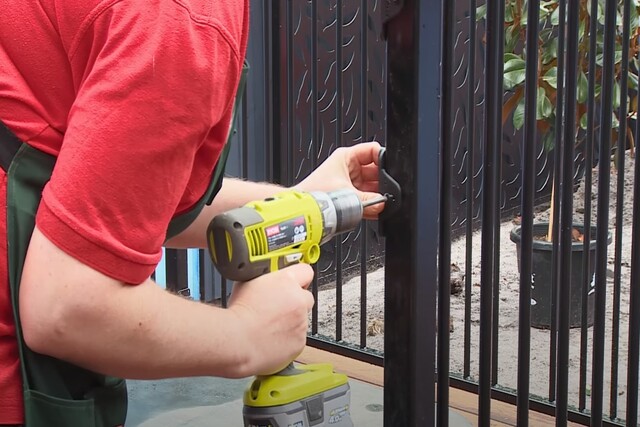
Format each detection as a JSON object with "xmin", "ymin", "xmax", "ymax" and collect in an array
[{"xmin": 3, "ymin": 62, "xmax": 248, "ymax": 427}]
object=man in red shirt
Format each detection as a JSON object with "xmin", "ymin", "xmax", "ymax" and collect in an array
[{"xmin": 0, "ymin": 1, "xmax": 384, "ymax": 426}]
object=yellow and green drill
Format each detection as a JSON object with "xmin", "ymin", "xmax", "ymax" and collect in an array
[{"xmin": 207, "ymin": 188, "xmax": 386, "ymax": 427}]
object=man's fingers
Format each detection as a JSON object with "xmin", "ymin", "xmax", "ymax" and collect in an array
[
  {"xmin": 283, "ymin": 263, "xmax": 314, "ymax": 289},
  {"xmin": 347, "ymin": 141, "xmax": 382, "ymax": 170},
  {"xmin": 282, "ymin": 264, "xmax": 316, "ymax": 312},
  {"xmin": 356, "ymin": 164, "xmax": 379, "ymax": 183},
  {"xmin": 355, "ymin": 181, "xmax": 379, "ymax": 194},
  {"xmin": 303, "ymin": 289, "xmax": 315, "ymax": 313}
]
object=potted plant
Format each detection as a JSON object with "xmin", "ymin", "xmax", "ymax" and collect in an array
[{"xmin": 477, "ymin": 0, "xmax": 637, "ymax": 328}]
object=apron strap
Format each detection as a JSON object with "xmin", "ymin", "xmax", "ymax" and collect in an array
[{"xmin": 0, "ymin": 121, "xmax": 23, "ymax": 172}]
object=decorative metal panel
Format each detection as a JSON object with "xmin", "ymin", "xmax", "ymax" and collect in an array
[{"xmin": 273, "ymin": 0, "xmax": 387, "ymax": 283}]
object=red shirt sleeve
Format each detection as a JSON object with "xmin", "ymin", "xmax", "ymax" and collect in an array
[{"xmin": 36, "ymin": 0, "xmax": 245, "ymax": 284}]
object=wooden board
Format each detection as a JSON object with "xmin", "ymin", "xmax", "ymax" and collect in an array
[{"xmin": 297, "ymin": 346, "xmax": 581, "ymax": 426}]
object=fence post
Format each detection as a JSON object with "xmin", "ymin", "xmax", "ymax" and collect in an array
[{"xmin": 382, "ymin": 0, "xmax": 441, "ymax": 425}]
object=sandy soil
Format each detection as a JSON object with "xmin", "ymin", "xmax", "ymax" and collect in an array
[{"xmin": 316, "ymin": 150, "xmax": 638, "ymax": 419}]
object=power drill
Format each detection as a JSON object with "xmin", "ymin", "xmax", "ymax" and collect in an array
[{"xmin": 207, "ymin": 188, "xmax": 385, "ymax": 427}]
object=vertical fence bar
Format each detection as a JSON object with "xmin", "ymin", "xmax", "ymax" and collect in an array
[
  {"xmin": 592, "ymin": 0, "xmax": 617, "ymax": 424},
  {"xmin": 198, "ymin": 250, "xmax": 206, "ymax": 301},
  {"xmin": 626, "ymin": 79, "xmax": 640, "ymax": 426},
  {"xmin": 266, "ymin": 2, "xmax": 280, "ymax": 184},
  {"xmin": 285, "ymin": 0, "xmax": 294, "ymax": 186},
  {"xmin": 335, "ymin": 0, "xmax": 344, "ymax": 343},
  {"xmin": 359, "ymin": 0, "xmax": 368, "ymax": 350},
  {"xmin": 310, "ymin": 0, "xmax": 319, "ymax": 337},
  {"xmin": 165, "ymin": 249, "xmax": 188, "ymax": 294},
  {"xmin": 556, "ymin": 0, "xmax": 580, "ymax": 423},
  {"xmin": 463, "ymin": 0, "xmax": 476, "ymax": 380},
  {"xmin": 492, "ymin": 59, "xmax": 503, "ymax": 379},
  {"xmin": 359, "ymin": 222, "xmax": 368, "ymax": 347},
  {"xmin": 516, "ymin": 0, "xmax": 540, "ymax": 424},
  {"xmin": 492, "ymin": 171, "xmax": 501, "ymax": 387},
  {"xmin": 438, "ymin": 0, "xmax": 454, "ymax": 422},
  {"xmin": 492, "ymin": 0, "xmax": 506, "ymax": 388},
  {"xmin": 549, "ymin": 0, "xmax": 566, "ymax": 403},
  {"xmin": 580, "ymin": 0, "xmax": 598, "ymax": 410},
  {"xmin": 221, "ymin": 278, "xmax": 228, "ymax": 307},
  {"xmin": 241, "ymin": 97, "xmax": 249, "ymax": 178},
  {"xmin": 383, "ymin": 0, "xmax": 440, "ymax": 423},
  {"xmin": 479, "ymin": 0, "xmax": 504, "ymax": 423},
  {"xmin": 610, "ymin": 0, "xmax": 631, "ymax": 419}
]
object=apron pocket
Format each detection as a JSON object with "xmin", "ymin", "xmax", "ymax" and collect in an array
[{"xmin": 24, "ymin": 389, "xmax": 96, "ymax": 427}]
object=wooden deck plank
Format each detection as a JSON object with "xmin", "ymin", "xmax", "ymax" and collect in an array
[{"xmin": 297, "ymin": 346, "xmax": 580, "ymax": 426}]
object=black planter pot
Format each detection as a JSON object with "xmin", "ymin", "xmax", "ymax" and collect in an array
[{"xmin": 509, "ymin": 223, "xmax": 612, "ymax": 329}]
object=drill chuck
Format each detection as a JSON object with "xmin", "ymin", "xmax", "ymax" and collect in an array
[{"xmin": 311, "ymin": 189, "xmax": 363, "ymax": 246}]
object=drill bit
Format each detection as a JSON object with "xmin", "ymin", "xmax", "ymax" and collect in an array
[{"xmin": 362, "ymin": 194, "xmax": 388, "ymax": 208}]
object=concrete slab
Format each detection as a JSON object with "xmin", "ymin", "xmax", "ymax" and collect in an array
[{"xmin": 126, "ymin": 376, "xmax": 471, "ymax": 426}]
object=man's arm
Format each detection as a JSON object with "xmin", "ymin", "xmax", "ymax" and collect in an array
[
  {"xmin": 166, "ymin": 142, "xmax": 385, "ymax": 249},
  {"xmin": 165, "ymin": 177, "xmax": 284, "ymax": 249},
  {"xmin": 19, "ymin": 227, "xmax": 314, "ymax": 379}
]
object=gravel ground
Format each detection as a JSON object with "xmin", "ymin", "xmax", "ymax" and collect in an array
[{"xmin": 316, "ymin": 150, "xmax": 638, "ymax": 420}]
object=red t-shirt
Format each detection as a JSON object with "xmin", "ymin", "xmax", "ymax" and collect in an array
[{"xmin": 0, "ymin": 0, "xmax": 249, "ymax": 423}]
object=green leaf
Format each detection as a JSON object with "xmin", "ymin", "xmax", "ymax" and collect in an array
[
  {"xmin": 551, "ymin": 5, "xmax": 561, "ymax": 26},
  {"xmin": 579, "ymin": 19, "xmax": 587, "ymax": 43},
  {"xmin": 513, "ymin": 97, "xmax": 526, "ymax": 130},
  {"xmin": 504, "ymin": 56, "xmax": 527, "ymax": 90},
  {"xmin": 615, "ymin": 49, "xmax": 623, "ymax": 65},
  {"xmin": 504, "ymin": 55, "xmax": 526, "ymax": 72},
  {"xmin": 541, "ymin": 38, "xmax": 558, "ymax": 64},
  {"xmin": 540, "ymin": 1, "xmax": 555, "ymax": 20},
  {"xmin": 543, "ymin": 67, "xmax": 558, "ymax": 89},
  {"xmin": 539, "ymin": 28, "xmax": 554, "ymax": 42},
  {"xmin": 542, "ymin": 130, "xmax": 556, "ymax": 152},
  {"xmin": 631, "ymin": 4, "xmax": 640, "ymax": 35},
  {"xmin": 613, "ymin": 81, "xmax": 620, "ymax": 110},
  {"xmin": 521, "ymin": 5, "xmax": 528, "ymax": 26},
  {"xmin": 504, "ymin": 52, "xmax": 522, "ymax": 63},
  {"xmin": 596, "ymin": 53, "xmax": 603, "ymax": 67},
  {"xmin": 505, "ymin": 24, "xmax": 520, "ymax": 54},
  {"xmin": 598, "ymin": 0, "xmax": 606, "ymax": 25},
  {"xmin": 578, "ymin": 71, "xmax": 589, "ymax": 104},
  {"xmin": 537, "ymin": 87, "xmax": 554, "ymax": 119},
  {"xmin": 505, "ymin": 2, "xmax": 514, "ymax": 23},
  {"xmin": 476, "ymin": 3, "xmax": 487, "ymax": 21},
  {"xmin": 631, "ymin": 4, "xmax": 640, "ymax": 34},
  {"xmin": 580, "ymin": 112, "xmax": 588, "ymax": 130},
  {"xmin": 628, "ymin": 71, "xmax": 639, "ymax": 92}
]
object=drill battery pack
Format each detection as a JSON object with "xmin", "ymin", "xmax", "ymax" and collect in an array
[{"xmin": 242, "ymin": 363, "xmax": 353, "ymax": 427}]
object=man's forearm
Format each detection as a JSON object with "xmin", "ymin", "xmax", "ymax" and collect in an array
[
  {"xmin": 20, "ymin": 228, "xmax": 255, "ymax": 380},
  {"xmin": 165, "ymin": 177, "xmax": 285, "ymax": 249},
  {"xmin": 39, "ymin": 279, "xmax": 252, "ymax": 379}
]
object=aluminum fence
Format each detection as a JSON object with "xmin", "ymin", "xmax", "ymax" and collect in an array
[{"xmin": 157, "ymin": 1, "xmax": 640, "ymax": 425}]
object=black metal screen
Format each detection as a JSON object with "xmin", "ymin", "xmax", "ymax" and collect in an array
[{"xmin": 269, "ymin": 0, "xmax": 387, "ymax": 287}]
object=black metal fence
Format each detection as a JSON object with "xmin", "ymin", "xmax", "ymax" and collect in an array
[{"xmin": 158, "ymin": 0, "xmax": 640, "ymax": 425}]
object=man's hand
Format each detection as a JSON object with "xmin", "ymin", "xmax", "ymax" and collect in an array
[
  {"xmin": 227, "ymin": 264, "xmax": 315, "ymax": 375},
  {"xmin": 295, "ymin": 141, "xmax": 385, "ymax": 220}
]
